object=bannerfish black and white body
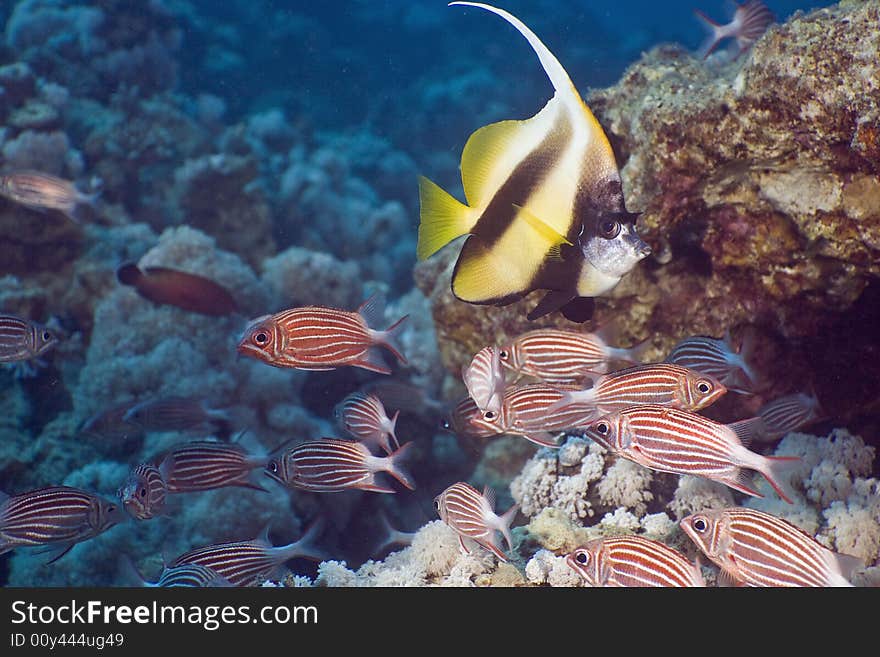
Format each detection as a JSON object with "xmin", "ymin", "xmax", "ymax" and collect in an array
[{"xmin": 416, "ymin": 2, "xmax": 651, "ymax": 322}]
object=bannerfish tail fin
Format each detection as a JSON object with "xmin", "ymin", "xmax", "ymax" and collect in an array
[{"xmin": 417, "ymin": 175, "xmax": 476, "ymax": 260}]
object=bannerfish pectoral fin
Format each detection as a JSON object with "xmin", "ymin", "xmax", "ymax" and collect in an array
[
  {"xmin": 559, "ymin": 297, "xmax": 596, "ymax": 323},
  {"xmin": 417, "ymin": 176, "xmax": 477, "ymax": 260},
  {"xmin": 527, "ymin": 289, "xmax": 576, "ymax": 321},
  {"xmin": 512, "ymin": 204, "xmax": 572, "ymax": 256}
]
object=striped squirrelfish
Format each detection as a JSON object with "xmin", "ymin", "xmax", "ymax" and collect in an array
[
  {"xmin": 157, "ymin": 441, "xmax": 269, "ymax": 493},
  {"xmin": 566, "ymin": 536, "xmax": 705, "ymax": 587},
  {"xmin": 238, "ymin": 293, "xmax": 408, "ymax": 375},
  {"xmin": 695, "ymin": 0, "xmax": 775, "ymax": 60},
  {"xmin": 170, "ymin": 522, "xmax": 326, "ymax": 587},
  {"xmin": 681, "ymin": 507, "xmax": 863, "ymax": 587},
  {"xmin": 664, "ymin": 330, "xmax": 758, "ymax": 393},
  {"xmin": 77, "ymin": 402, "xmax": 144, "ymax": 441},
  {"xmin": 416, "ymin": 3, "xmax": 650, "ymax": 323},
  {"xmin": 118, "ymin": 464, "xmax": 167, "ymax": 520},
  {"xmin": 754, "ymin": 390, "xmax": 825, "ymax": 442},
  {"xmin": 441, "ymin": 396, "xmax": 500, "ymax": 440},
  {"xmin": 581, "ymin": 405, "xmax": 799, "ymax": 503},
  {"xmin": 467, "ymin": 383, "xmax": 595, "ymax": 448},
  {"xmin": 265, "ymin": 439, "xmax": 415, "ymax": 494},
  {"xmin": 121, "ymin": 558, "xmax": 233, "ymax": 588},
  {"xmin": 462, "ymin": 345, "xmax": 506, "ymax": 416},
  {"xmin": 0, "ymin": 486, "xmax": 121, "ymax": 563},
  {"xmin": 498, "ymin": 328, "xmax": 649, "ymax": 386},
  {"xmin": 434, "ymin": 482, "xmax": 518, "ymax": 562},
  {"xmin": 0, "ymin": 314, "xmax": 58, "ymax": 363},
  {"xmin": 0, "ymin": 170, "xmax": 98, "ymax": 223},
  {"xmin": 547, "ymin": 364, "xmax": 727, "ymax": 418},
  {"xmin": 117, "ymin": 263, "xmax": 239, "ymax": 317},
  {"xmin": 334, "ymin": 392, "xmax": 400, "ymax": 455},
  {"xmin": 122, "ymin": 397, "xmax": 229, "ymax": 434}
]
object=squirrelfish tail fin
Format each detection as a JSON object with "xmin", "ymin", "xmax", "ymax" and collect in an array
[
  {"xmin": 417, "ymin": 175, "xmax": 475, "ymax": 260},
  {"xmin": 694, "ymin": 9, "xmax": 725, "ymax": 59}
]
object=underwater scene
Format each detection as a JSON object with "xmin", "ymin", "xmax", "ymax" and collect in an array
[{"xmin": 0, "ymin": 0, "xmax": 878, "ymax": 588}]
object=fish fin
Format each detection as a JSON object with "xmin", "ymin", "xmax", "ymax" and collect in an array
[
  {"xmin": 357, "ymin": 482, "xmax": 397, "ymax": 494},
  {"xmin": 373, "ymin": 315, "xmax": 409, "ymax": 366},
  {"xmin": 496, "ymin": 502, "xmax": 520, "ymax": 551},
  {"xmin": 544, "ymin": 389, "xmax": 593, "ymax": 415},
  {"xmin": 452, "ymin": 235, "xmax": 534, "ymax": 304},
  {"xmin": 237, "ymin": 481, "xmax": 269, "ymax": 493},
  {"xmin": 526, "ymin": 289, "xmax": 575, "ymax": 321},
  {"xmin": 511, "ymin": 203, "xmax": 572, "ymax": 249},
  {"xmin": 482, "ymin": 485, "xmax": 496, "ymax": 511},
  {"xmin": 417, "ymin": 175, "xmax": 476, "ymax": 260},
  {"xmin": 385, "ymin": 441, "xmax": 416, "ymax": 491},
  {"xmin": 350, "ymin": 347, "xmax": 393, "ymax": 376},
  {"xmin": 559, "ymin": 297, "xmax": 596, "ymax": 323},
  {"xmin": 458, "ymin": 536, "xmax": 471, "ymax": 555},
  {"xmin": 116, "ymin": 263, "xmax": 143, "ymax": 286},
  {"xmin": 357, "ymin": 292, "xmax": 387, "ymax": 329},
  {"xmin": 0, "ymin": 490, "xmax": 8, "ymax": 506},
  {"xmin": 727, "ymin": 417, "xmax": 765, "ymax": 448},
  {"xmin": 694, "ymin": 9, "xmax": 725, "ymax": 59},
  {"xmin": 619, "ymin": 336, "xmax": 653, "ymax": 365},
  {"xmin": 460, "ymin": 119, "xmax": 539, "ymax": 207},
  {"xmin": 117, "ymin": 554, "xmax": 150, "ymax": 587},
  {"xmin": 476, "ymin": 536, "xmax": 510, "ymax": 562},
  {"xmin": 387, "ymin": 410, "xmax": 401, "ymax": 452},
  {"xmin": 40, "ymin": 542, "xmax": 76, "ymax": 565},
  {"xmin": 728, "ymin": 468, "xmax": 764, "ymax": 499},
  {"xmin": 522, "ymin": 431, "xmax": 562, "ymax": 448},
  {"xmin": 716, "ymin": 568, "xmax": 741, "ymax": 588},
  {"xmin": 759, "ymin": 455, "xmax": 801, "ymax": 504},
  {"xmin": 830, "ymin": 552, "xmax": 864, "ymax": 584},
  {"xmin": 288, "ymin": 517, "xmax": 328, "ymax": 562}
]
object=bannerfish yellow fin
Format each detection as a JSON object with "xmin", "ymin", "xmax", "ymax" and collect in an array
[
  {"xmin": 417, "ymin": 175, "xmax": 477, "ymax": 260},
  {"xmin": 512, "ymin": 203, "xmax": 571, "ymax": 261},
  {"xmin": 452, "ymin": 235, "xmax": 534, "ymax": 304}
]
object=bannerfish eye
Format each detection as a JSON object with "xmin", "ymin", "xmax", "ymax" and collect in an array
[
  {"xmin": 595, "ymin": 421, "xmax": 609, "ymax": 435},
  {"xmin": 697, "ymin": 380, "xmax": 712, "ymax": 394},
  {"xmin": 599, "ymin": 220, "xmax": 620, "ymax": 239},
  {"xmin": 253, "ymin": 331, "xmax": 270, "ymax": 345},
  {"xmin": 575, "ymin": 551, "xmax": 589, "ymax": 564},
  {"xmin": 692, "ymin": 516, "xmax": 708, "ymax": 533}
]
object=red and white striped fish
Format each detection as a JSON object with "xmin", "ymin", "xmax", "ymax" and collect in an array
[
  {"xmin": 122, "ymin": 559, "xmax": 233, "ymax": 588},
  {"xmin": 547, "ymin": 363, "xmax": 726, "ymax": 418},
  {"xmin": 77, "ymin": 402, "xmax": 144, "ymax": 441},
  {"xmin": 0, "ymin": 170, "xmax": 98, "ymax": 222},
  {"xmin": 441, "ymin": 396, "xmax": 500, "ymax": 439},
  {"xmin": 237, "ymin": 294, "xmax": 408, "ymax": 375},
  {"xmin": 462, "ymin": 345, "xmax": 506, "ymax": 415},
  {"xmin": 265, "ymin": 439, "xmax": 415, "ymax": 493},
  {"xmin": 170, "ymin": 522, "xmax": 325, "ymax": 587},
  {"xmin": 122, "ymin": 397, "xmax": 229, "ymax": 434},
  {"xmin": 664, "ymin": 331, "xmax": 758, "ymax": 392},
  {"xmin": 157, "ymin": 441, "xmax": 268, "ymax": 493},
  {"xmin": 0, "ymin": 486, "xmax": 121, "ymax": 562},
  {"xmin": 434, "ymin": 482, "xmax": 518, "ymax": 562},
  {"xmin": 695, "ymin": 0, "xmax": 775, "ymax": 60},
  {"xmin": 118, "ymin": 464, "xmax": 167, "ymax": 520},
  {"xmin": 468, "ymin": 383, "xmax": 595, "ymax": 448},
  {"xmin": 681, "ymin": 507, "xmax": 862, "ymax": 587},
  {"xmin": 755, "ymin": 390, "xmax": 824, "ymax": 442},
  {"xmin": 566, "ymin": 535, "xmax": 705, "ymax": 587},
  {"xmin": 581, "ymin": 405, "xmax": 799, "ymax": 503},
  {"xmin": 334, "ymin": 392, "xmax": 400, "ymax": 454},
  {"xmin": 0, "ymin": 314, "xmax": 57, "ymax": 363},
  {"xmin": 498, "ymin": 328, "xmax": 648, "ymax": 386}
]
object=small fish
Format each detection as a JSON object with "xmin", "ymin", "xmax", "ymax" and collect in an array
[
  {"xmin": 695, "ymin": 0, "xmax": 775, "ymax": 60},
  {"xmin": 122, "ymin": 397, "xmax": 229, "ymax": 434},
  {"xmin": 499, "ymin": 328, "xmax": 648, "ymax": 386},
  {"xmin": 547, "ymin": 363, "xmax": 726, "ymax": 417},
  {"xmin": 566, "ymin": 536, "xmax": 705, "ymax": 587},
  {"xmin": 0, "ymin": 486, "xmax": 121, "ymax": 563},
  {"xmin": 334, "ymin": 392, "xmax": 400, "ymax": 454},
  {"xmin": 434, "ymin": 482, "xmax": 518, "ymax": 562},
  {"xmin": 116, "ymin": 263, "xmax": 239, "ymax": 316},
  {"xmin": 265, "ymin": 439, "xmax": 415, "ymax": 494},
  {"xmin": 462, "ymin": 345, "xmax": 506, "ymax": 416},
  {"xmin": 157, "ymin": 441, "xmax": 268, "ymax": 493},
  {"xmin": 441, "ymin": 396, "xmax": 501, "ymax": 440},
  {"xmin": 681, "ymin": 507, "xmax": 863, "ymax": 587},
  {"xmin": 754, "ymin": 390, "xmax": 825, "ymax": 442},
  {"xmin": 121, "ymin": 557, "xmax": 233, "ymax": 588},
  {"xmin": 582, "ymin": 405, "xmax": 799, "ymax": 503},
  {"xmin": 117, "ymin": 464, "xmax": 167, "ymax": 520},
  {"xmin": 416, "ymin": 3, "xmax": 650, "ymax": 322},
  {"xmin": 77, "ymin": 403, "xmax": 144, "ymax": 441},
  {"xmin": 664, "ymin": 330, "xmax": 757, "ymax": 392},
  {"xmin": 170, "ymin": 522, "xmax": 326, "ymax": 587},
  {"xmin": 467, "ymin": 383, "xmax": 595, "ymax": 448},
  {"xmin": 0, "ymin": 314, "xmax": 57, "ymax": 363},
  {"xmin": 238, "ymin": 293, "xmax": 408, "ymax": 375},
  {"xmin": 0, "ymin": 170, "xmax": 98, "ymax": 223}
]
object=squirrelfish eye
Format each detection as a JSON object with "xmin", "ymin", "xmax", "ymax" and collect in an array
[
  {"xmin": 139, "ymin": 487, "xmax": 147, "ymax": 499},
  {"xmin": 499, "ymin": 349, "xmax": 509, "ymax": 360},
  {"xmin": 433, "ymin": 499, "xmax": 441, "ymax": 511},
  {"xmin": 599, "ymin": 220, "xmax": 620, "ymax": 239},
  {"xmin": 575, "ymin": 551, "xmax": 589, "ymax": 565},
  {"xmin": 268, "ymin": 461, "xmax": 278, "ymax": 474},
  {"xmin": 595, "ymin": 421, "xmax": 609, "ymax": 435},
  {"xmin": 42, "ymin": 330, "xmax": 53, "ymax": 341},
  {"xmin": 253, "ymin": 331, "xmax": 270, "ymax": 345},
  {"xmin": 692, "ymin": 516, "xmax": 708, "ymax": 533},
  {"xmin": 696, "ymin": 380, "xmax": 712, "ymax": 394},
  {"xmin": 484, "ymin": 410, "xmax": 497, "ymax": 421},
  {"xmin": 107, "ymin": 505, "xmax": 117, "ymax": 514}
]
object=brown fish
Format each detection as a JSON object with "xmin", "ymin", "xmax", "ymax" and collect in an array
[
  {"xmin": 117, "ymin": 263, "xmax": 239, "ymax": 316},
  {"xmin": 0, "ymin": 170, "xmax": 98, "ymax": 223}
]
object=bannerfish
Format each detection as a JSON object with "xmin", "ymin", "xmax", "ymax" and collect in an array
[
  {"xmin": 695, "ymin": 0, "xmax": 775, "ymax": 60},
  {"xmin": 0, "ymin": 170, "xmax": 98, "ymax": 223},
  {"xmin": 416, "ymin": 2, "xmax": 651, "ymax": 323},
  {"xmin": 116, "ymin": 263, "xmax": 239, "ymax": 317},
  {"xmin": 566, "ymin": 536, "xmax": 705, "ymax": 587}
]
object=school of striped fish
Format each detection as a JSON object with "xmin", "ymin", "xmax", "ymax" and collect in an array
[{"xmin": 1, "ymin": 1, "xmax": 868, "ymax": 588}]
